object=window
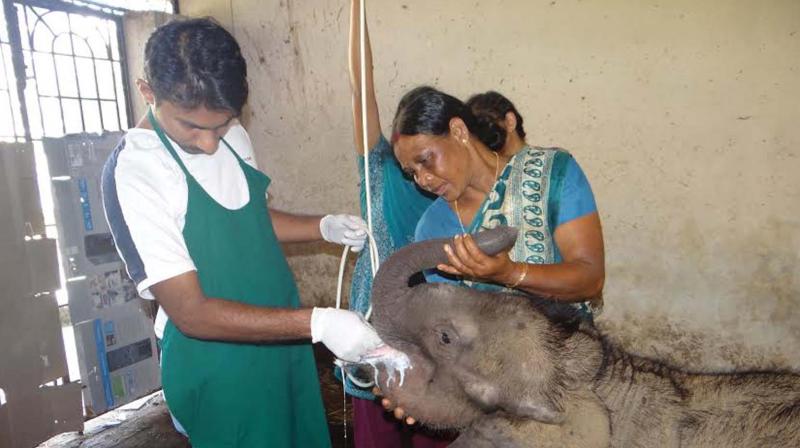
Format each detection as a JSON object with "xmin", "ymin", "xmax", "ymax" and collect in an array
[
  {"xmin": 1, "ymin": 0, "xmax": 173, "ymax": 390},
  {"xmin": 17, "ymin": 2, "xmax": 131, "ymax": 137}
]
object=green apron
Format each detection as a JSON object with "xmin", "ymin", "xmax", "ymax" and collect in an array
[{"xmin": 149, "ymin": 110, "xmax": 331, "ymax": 447}]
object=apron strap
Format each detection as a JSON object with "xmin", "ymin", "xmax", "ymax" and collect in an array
[
  {"xmin": 220, "ymin": 137, "xmax": 241, "ymax": 162},
  {"xmin": 147, "ymin": 108, "xmax": 193, "ymax": 177},
  {"xmin": 147, "ymin": 108, "xmax": 248, "ymax": 175}
]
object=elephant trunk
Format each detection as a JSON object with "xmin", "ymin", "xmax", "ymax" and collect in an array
[{"xmin": 370, "ymin": 226, "xmax": 518, "ymax": 316}]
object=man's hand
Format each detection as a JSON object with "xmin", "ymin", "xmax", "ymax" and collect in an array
[
  {"xmin": 310, "ymin": 307, "xmax": 383, "ymax": 362},
  {"xmin": 320, "ymin": 214, "xmax": 368, "ymax": 252}
]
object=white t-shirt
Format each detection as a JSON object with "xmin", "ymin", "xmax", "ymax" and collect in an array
[{"xmin": 102, "ymin": 124, "xmax": 261, "ymax": 338}]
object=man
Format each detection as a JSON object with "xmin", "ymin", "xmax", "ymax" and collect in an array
[{"xmin": 101, "ymin": 18, "xmax": 382, "ymax": 447}]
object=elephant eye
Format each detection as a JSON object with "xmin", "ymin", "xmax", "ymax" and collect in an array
[{"xmin": 440, "ymin": 331, "xmax": 451, "ymax": 345}]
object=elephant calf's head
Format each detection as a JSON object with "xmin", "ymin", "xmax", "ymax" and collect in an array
[{"xmin": 369, "ymin": 227, "xmax": 582, "ymax": 429}]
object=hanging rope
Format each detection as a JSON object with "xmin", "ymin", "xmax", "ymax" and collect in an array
[
  {"xmin": 335, "ymin": 0, "xmax": 378, "ymax": 321},
  {"xmin": 333, "ymin": 5, "xmax": 380, "ymax": 429}
]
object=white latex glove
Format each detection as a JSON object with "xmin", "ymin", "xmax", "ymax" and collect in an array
[
  {"xmin": 319, "ymin": 214, "xmax": 368, "ymax": 252},
  {"xmin": 311, "ymin": 307, "xmax": 384, "ymax": 363}
]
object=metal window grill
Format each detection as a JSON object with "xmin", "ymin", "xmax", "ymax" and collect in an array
[
  {"xmin": 15, "ymin": 0, "xmax": 132, "ymax": 137},
  {"xmin": 1, "ymin": 0, "xmax": 175, "ymax": 141}
]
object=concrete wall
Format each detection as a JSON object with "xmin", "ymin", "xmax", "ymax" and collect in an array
[{"xmin": 177, "ymin": 0, "xmax": 800, "ymax": 371}]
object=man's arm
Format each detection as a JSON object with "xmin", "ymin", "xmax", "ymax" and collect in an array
[
  {"xmin": 150, "ymin": 271, "xmax": 384, "ymax": 362},
  {"xmin": 269, "ymin": 208, "xmax": 369, "ymax": 251},
  {"xmin": 151, "ymin": 271, "xmax": 311, "ymax": 341},
  {"xmin": 268, "ymin": 208, "xmax": 323, "ymax": 243}
]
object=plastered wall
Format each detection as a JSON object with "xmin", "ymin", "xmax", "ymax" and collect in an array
[{"xmin": 176, "ymin": 0, "xmax": 800, "ymax": 371}]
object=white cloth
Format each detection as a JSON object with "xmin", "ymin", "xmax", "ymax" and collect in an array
[{"xmin": 107, "ymin": 124, "xmax": 259, "ymax": 338}]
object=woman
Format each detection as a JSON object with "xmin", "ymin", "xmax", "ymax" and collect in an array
[
  {"xmin": 343, "ymin": 2, "xmax": 451, "ymax": 447},
  {"xmin": 394, "ymin": 87, "xmax": 605, "ymax": 316}
]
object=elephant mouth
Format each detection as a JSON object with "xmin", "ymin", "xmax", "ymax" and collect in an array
[
  {"xmin": 357, "ymin": 344, "xmax": 413, "ymax": 387},
  {"xmin": 372, "ymin": 343, "xmax": 483, "ymax": 429}
]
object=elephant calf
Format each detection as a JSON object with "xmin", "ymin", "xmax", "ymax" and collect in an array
[{"xmin": 368, "ymin": 226, "xmax": 800, "ymax": 447}]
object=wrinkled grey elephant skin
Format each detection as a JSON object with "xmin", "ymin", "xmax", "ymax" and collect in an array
[{"xmin": 369, "ymin": 226, "xmax": 800, "ymax": 447}]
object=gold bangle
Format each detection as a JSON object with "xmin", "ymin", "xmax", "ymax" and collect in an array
[{"xmin": 506, "ymin": 263, "xmax": 528, "ymax": 288}]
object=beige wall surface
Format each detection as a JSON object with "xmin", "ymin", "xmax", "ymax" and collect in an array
[{"xmin": 178, "ymin": 0, "xmax": 800, "ymax": 371}]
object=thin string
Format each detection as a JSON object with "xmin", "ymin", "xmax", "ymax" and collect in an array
[
  {"xmin": 341, "ymin": 370, "xmax": 348, "ymax": 444},
  {"xmin": 339, "ymin": 1, "xmax": 375, "ymax": 442}
]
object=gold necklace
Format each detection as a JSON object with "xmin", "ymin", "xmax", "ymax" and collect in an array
[{"xmin": 453, "ymin": 151, "xmax": 499, "ymax": 234}]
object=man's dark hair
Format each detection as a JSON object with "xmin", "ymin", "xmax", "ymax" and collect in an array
[{"xmin": 144, "ymin": 18, "xmax": 248, "ymax": 114}]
